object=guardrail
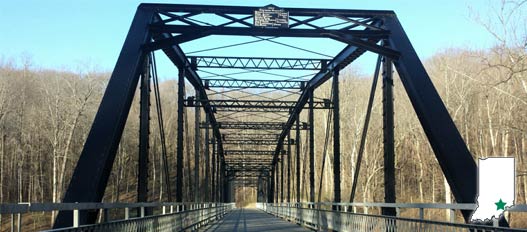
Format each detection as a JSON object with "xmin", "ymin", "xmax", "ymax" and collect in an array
[
  {"xmin": 257, "ymin": 202, "xmax": 527, "ymax": 232},
  {"xmin": 0, "ymin": 202, "xmax": 235, "ymax": 232}
]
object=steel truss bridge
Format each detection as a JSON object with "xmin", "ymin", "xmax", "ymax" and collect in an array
[{"xmin": 2, "ymin": 3, "xmax": 526, "ymax": 232}]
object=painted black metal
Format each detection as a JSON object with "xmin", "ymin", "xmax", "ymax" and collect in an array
[
  {"xmin": 332, "ymin": 70, "xmax": 341, "ymax": 208},
  {"xmin": 53, "ymin": 7, "xmax": 155, "ymax": 228},
  {"xmin": 280, "ymin": 147, "xmax": 284, "ymax": 202},
  {"xmin": 57, "ymin": 3, "xmax": 481, "ymax": 227},
  {"xmin": 222, "ymin": 140, "xmax": 292, "ymax": 145},
  {"xmin": 267, "ymin": 170, "xmax": 275, "ymax": 203},
  {"xmin": 349, "ymin": 55, "xmax": 382, "ymax": 203},
  {"xmin": 138, "ymin": 55, "xmax": 150, "ymax": 207},
  {"xmin": 201, "ymin": 122, "xmax": 310, "ymax": 130},
  {"xmin": 194, "ymin": 91, "xmax": 201, "ymax": 202},
  {"xmin": 190, "ymin": 56, "xmax": 331, "ymax": 70},
  {"xmin": 211, "ymin": 138, "xmax": 216, "ymax": 202},
  {"xmin": 150, "ymin": 25, "xmax": 389, "ymax": 40},
  {"xmin": 224, "ymin": 150, "xmax": 275, "ymax": 156},
  {"xmin": 205, "ymin": 112, "xmax": 210, "ymax": 202},
  {"xmin": 381, "ymin": 54, "xmax": 396, "ymax": 217},
  {"xmin": 287, "ymin": 131, "xmax": 291, "ymax": 202},
  {"xmin": 308, "ymin": 90, "xmax": 315, "ymax": 203},
  {"xmin": 270, "ymin": 41, "xmax": 376, "ymax": 167},
  {"xmin": 184, "ymin": 99, "xmax": 332, "ymax": 110},
  {"xmin": 223, "ymin": 133, "xmax": 280, "ymax": 141},
  {"xmin": 176, "ymin": 69, "xmax": 185, "ymax": 203},
  {"xmin": 384, "ymin": 16, "xmax": 478, "ymax": 223},
  {"xmin": 204, "ymin": 79, "xmax": 306, "ymax": 90},
  {"xmin": 295, "ymin": 115, "xmax": 301, "ymax": 203}
]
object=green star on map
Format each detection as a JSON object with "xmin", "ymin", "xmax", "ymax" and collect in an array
[{"xmin": 495, "ymin": 199, "xmax": 506, "ymax": 210}]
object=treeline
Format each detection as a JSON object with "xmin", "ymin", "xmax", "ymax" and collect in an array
[{"xmin": 0, "ymin": 45, "xmax": 525, "ymax": 223}]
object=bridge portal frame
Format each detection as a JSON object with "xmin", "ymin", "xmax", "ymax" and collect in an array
[{"xmin": 54, "ymin": 3, "xmax": 481, "ymax": 228}]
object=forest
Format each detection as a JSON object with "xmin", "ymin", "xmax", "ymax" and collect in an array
[{"xmin": 0, "ymin": 0, "xmax": 526, "ymax": 230}]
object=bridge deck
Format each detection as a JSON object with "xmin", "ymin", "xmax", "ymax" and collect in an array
[{"xmin": 202, "ymin": 208, "xmax": 310, "ymax": 232}]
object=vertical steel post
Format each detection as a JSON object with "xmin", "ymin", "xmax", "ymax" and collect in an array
[
  {"xmin": 296, "ymin": 115, "xmax": 301, "ymax": 203},
  {"xmin": 53, "ymin": 7, "xmax": 154, "ymax": 228},
  {"xmin": 176, "ymin": 69, "xmax": 185, "ymax": 202},
  {"xmin": 333, "ymin": 70, "xmax": 341, "ymax": 209},
  {"xmin": 194, "ymin": 91, "xmax": 200, "ymax": 202},
  {"xmin": 287, "ymin": 131, "xmax": 291, "ymax": 203},
  {"xmin": 382, "ymin": 54, "xmax": 396, "ymax": 216},
  {"xmin": 205, "ymin": 113, "xmax": 210, "ymax": 202},
  {"xmin": 280, "ymin": 149, "xmax": 284, "ymax": 203},
  {"xmin": 309, "ymin": 89, "xmax": 315, "ymax": 203},
  {"xmin": 269, "ymin": 170, "xmax": 274, "ymax": 203},
  {"xmin": 275, "ymin": 167, "xmax": 278, "ymax": 203},
  {"xmin": 138, "ymin": 55, "xmax": 150, "ymax": 207},
  {"xmin": 211, "ymin": 138, "xmax": 216, "ymax": 202}
]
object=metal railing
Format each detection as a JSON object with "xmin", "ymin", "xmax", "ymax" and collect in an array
[
  {"xmin": 0, "ymin": 202, "xmax": 235, "ymax": 232},
  {"xmin": 258, "ymin": 202, "xmax": 527, "ymax": 232}
]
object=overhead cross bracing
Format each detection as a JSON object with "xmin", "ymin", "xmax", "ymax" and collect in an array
[
  {"xmin": 200, "ymin": 122, "xmax": 310, "ymax": 130},
  {"xmin": 188, "ymin": 56, "xmax": 331, "ymax": 70},
  {"xmin": 55, "ymin": 3, "xmax": 484, "ymax": 229},
  {"xmin": 204, "ymin": 79, "xmax": 306, "ymax": 89},
  {"xmin": 184, "ymin": 99, "xmax": 332, "ymax": 109}
]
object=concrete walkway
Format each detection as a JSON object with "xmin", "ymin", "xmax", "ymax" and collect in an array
[{"xmin": 203, "ymin": 208, "xmax": 310, "ymax": 232}]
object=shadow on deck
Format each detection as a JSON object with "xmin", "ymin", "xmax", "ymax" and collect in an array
[{"xmin": 202, "ymin": 208, "xmax": 310, "ymax": 232}]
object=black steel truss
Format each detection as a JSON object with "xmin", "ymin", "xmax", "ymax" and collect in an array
[
  {"xmin": 223, "ymin": 139, "xmax": 293, "ymax": 146},
  {"xmin": 223, "ymin": 133, "xmax": 280, "ymax": 141},
  {"xmin": 190, "ymin": 56, "xmax": 330, "ymax": 70},
  {"xmin": 56, "ymin": 2, "xmax": 482, "ymax": 228},
  {"xmin": 201, "ymin": 121, "xmax": 310, "ymax": 130},
  {"xmin": 185, "ymin": 99, "xmax": 332, "ymax": 109},
  {"xmin": 204, "ymin": 79, "xmax": 306, "ymax": 89},
  {"xmin": 224, "ymin": 150, "xmax": 275, "ymax": 156}
]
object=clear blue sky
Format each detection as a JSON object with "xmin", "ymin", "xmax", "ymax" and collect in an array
[{"xmin": 0, "ymin": 0, "xmax": 496, "ymax": 78}]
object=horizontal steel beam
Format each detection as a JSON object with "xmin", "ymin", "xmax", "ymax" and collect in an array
[
  {"xmin": 186, "ymin": 99, "xmax": 332, "ymax": 109},
  {"xmin": 150, "ymin": 25, "xmax": 390, "ymax": 39},
  {"xmin": 223, "ymin": 133, "xmax": 280, "ymax": 141},
  {"xmin": 201, "ymin": 122, "xmax": 310, "ymax": 130},
  {"xmin": 224, "ymin": 150, "xmax": 276, "ymax": 156},
  {"xmin": 189, "ymin": 56, "xmax": 330, "ymax": 70},
  {"xmin": 204, "ymin": 79, "xmax": 306, "ymax": 89},
  {"xmin": 141, "ymin": 4, "xmax": 396, "ymax": 18},
  {"xmin": 223, "ymin": 139, "xmax": 293, "ymax": 145}
]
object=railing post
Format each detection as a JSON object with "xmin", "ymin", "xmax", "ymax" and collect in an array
[
  {"xmin": 73, "ymin": 209, "xmax": 79, "ymax": 227},
  {"xmin": 449, "ymin": 209, "xmax": 455, "ymax": 223},
  {"xmin": 103, "ymin": 208, "xmax": 109, "ymax": 222},
  {"xmin": 419, "ymin": 208, "xmax": 424, "ymax": 220},
  {"xmin": 124, "ymin": 207, "xmax": 129, "ymax": 220},
  {"xmin": 140, "ymin": 207, "xmax": 145, "ymax": 218},
  {"xmin": 17, "ymin": 213, "xmax": 21, "ymax": 232},
  {"xmin": 11, "ymin": 214, "xmax": 14, "ymax": 232}
]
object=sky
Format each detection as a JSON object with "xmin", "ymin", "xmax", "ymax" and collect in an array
[{"xmin": 0, "ymin": 0, "xmax": 497, "ymax": 79}]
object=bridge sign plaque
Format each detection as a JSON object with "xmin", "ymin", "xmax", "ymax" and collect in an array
[{"xmin": 254, "ymin": 5, "xmax": 289, "ymax": 28}]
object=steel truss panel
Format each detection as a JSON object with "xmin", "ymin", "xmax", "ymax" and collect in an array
[
  {"xmin": 223, "ymin": 134, "xmax": 280, "ymax": 141},
  {"xmin": 189, "ymin": 56, "xmax": 330, "ymax": 70},
  {"xmin": 54, "ymin": 7, "xmax": 156, "ymax": 228},
  {"xmin": 201, "ymin": 122, "xmax": 310, "ymax": 130},
  {"xmin": 384, "ymin": 16, "xmax": 478, "ymax": 222},
  {"xmin": 222, "ymin": 140, "xmax": 291, "ymax": 146},
  {"xmin": 224, "ymin": 150, "xmax": 275, "ymax": 156},
  {"xmin": 185, "ymin": 99, "xmax": 332, "ymax": 109},
  {"xmin": 204, "ymin": 79, "xmax": 306, "ymax": 89}
]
